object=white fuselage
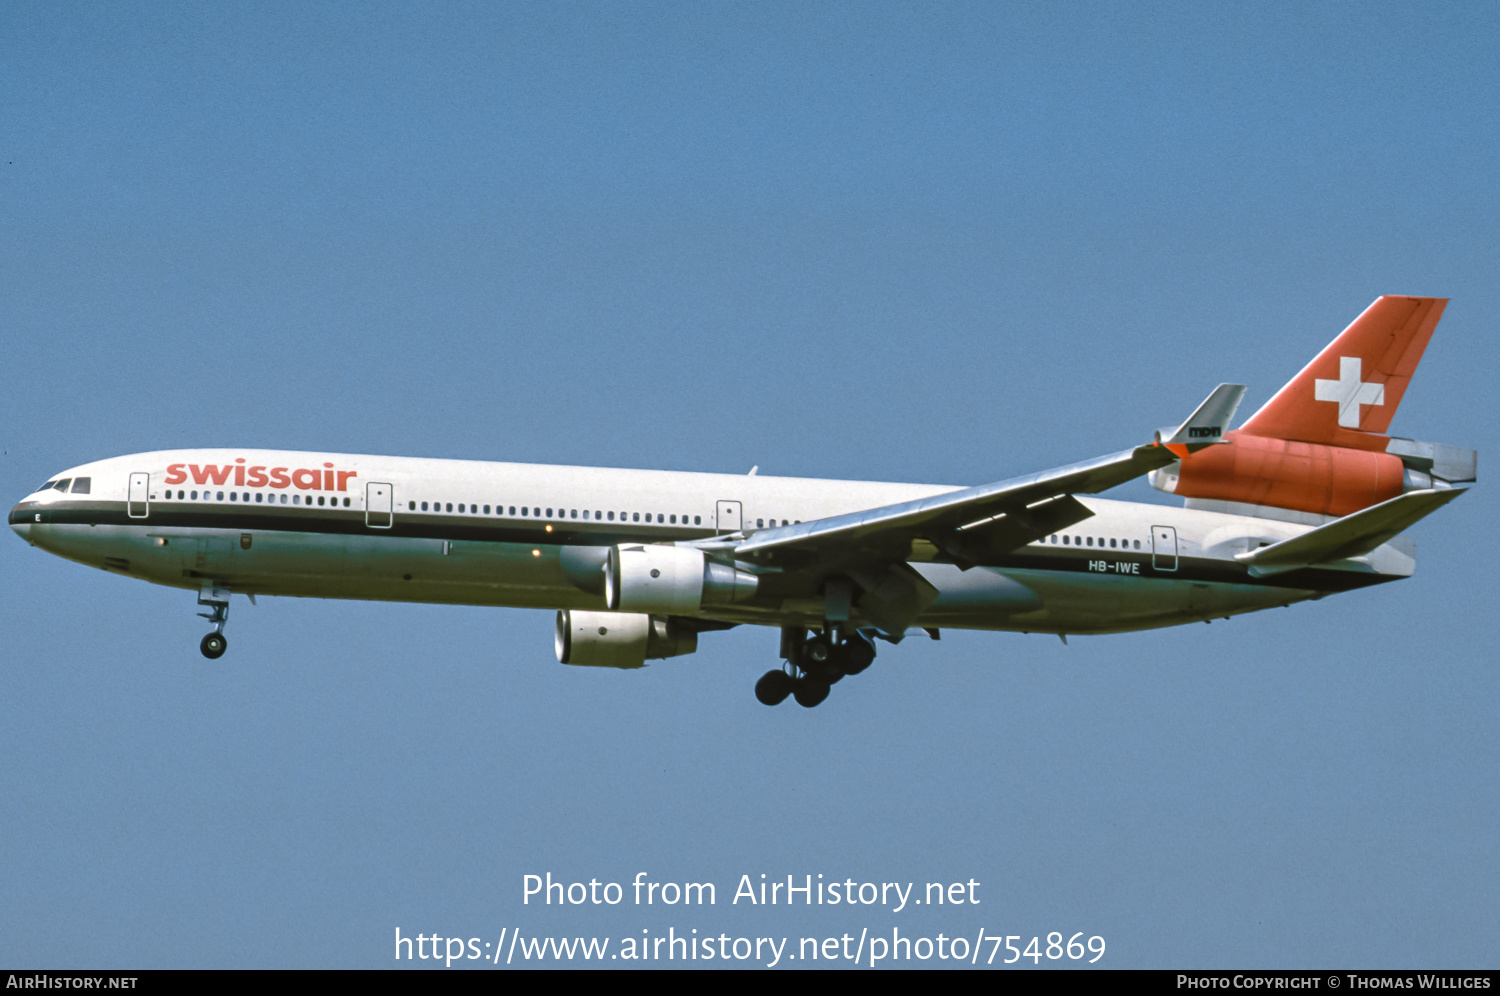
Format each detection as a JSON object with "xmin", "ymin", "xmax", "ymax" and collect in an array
[{"xmin": 10, "ymin": 449, "xmax": 1413, "ymax": 637}]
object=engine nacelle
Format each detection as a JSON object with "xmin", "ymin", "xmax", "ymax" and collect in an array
[
  {"xmin": 554, "ymin": 610, "xmax": 698, "ymax": 669},
  {"xmin": 604, "ymin": 544, "xmax": 758, "ymax": 614}
]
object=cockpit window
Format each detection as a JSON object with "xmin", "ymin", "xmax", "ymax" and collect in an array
[
  {"xmin": 53, "ymin": 479, "xmax": 71, "ymax": 492},
  {"xmin": 70, "ymin": 478, "xmax": 91, "ymax": 494},
  {"xmin": 39, "ymin": 481, "xmax": 57, "ymax": 492}
]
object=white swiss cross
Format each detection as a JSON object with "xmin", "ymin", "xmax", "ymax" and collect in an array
[{"xmin": 1314, "ymin": 356, "xmax": 1384, "ymax": 428}]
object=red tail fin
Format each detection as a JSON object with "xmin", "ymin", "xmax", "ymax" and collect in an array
[{"xmin": 1238, "ymin": 296, "xmax": 1446, "ymax": 450}]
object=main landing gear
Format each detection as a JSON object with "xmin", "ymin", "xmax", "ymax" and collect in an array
[
  {"xmin": 197, "ymin": 586, "xmax": 231, "ymax": 659},
  {"xmin": 755, "ymin": 627, "xmax": 877, "ymax": 708}
]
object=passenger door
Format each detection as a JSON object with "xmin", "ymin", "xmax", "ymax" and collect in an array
[
  {"xmin": 1151, "ymin": 525, "xmax": 1178, "ymax": 571},
  {"xmin": 715, "ymin": 500, "xmax": 742, "ymax": 534},
  {"xmin": 366, "ymin": 482, "xmax": 393, "ymax": 529},
  {"xmin": 128, "ymin": 472, "xmax": 150, "ymax": 519}
]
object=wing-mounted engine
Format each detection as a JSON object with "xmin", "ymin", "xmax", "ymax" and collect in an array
[
  {"xmin": 1149, "ymin": 432, "xmax": 1475, "ymax": 517},
  {"xmin": 604, "ymin": 544, "xmax": 758, "ymax": 614},
  {"xmin": 555, "ymin": 610, "xmax": 699, "ymax": 668}
]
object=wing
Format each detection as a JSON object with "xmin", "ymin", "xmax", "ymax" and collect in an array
[{"xmin": 693, "ymin": 384, "xmax": 1247, "ymax": 633}]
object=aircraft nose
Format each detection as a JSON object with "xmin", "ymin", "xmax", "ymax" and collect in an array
[{"xmin": 9, "ymin": 502, "xmax": 31, "ymax": 543}]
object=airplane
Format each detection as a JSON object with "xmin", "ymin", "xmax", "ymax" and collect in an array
[{"xmin": 9, "ymin": 295, "xmax": 1476, "ymax": 708}]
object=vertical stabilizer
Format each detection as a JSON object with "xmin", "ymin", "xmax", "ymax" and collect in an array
[{"xmin": 1238, "ymin": 296, "xmax": 1446, "ymax": 450}]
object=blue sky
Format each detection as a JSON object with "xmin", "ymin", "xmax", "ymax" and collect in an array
[{"xmin": 2, "ymin": 2, "xmax": 1496, "ymax": 968}]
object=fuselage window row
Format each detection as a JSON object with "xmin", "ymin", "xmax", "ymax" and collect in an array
[
  {"xmin": 159, "ymin": 490, "xmax": 349, "ymax": 507},
  {"xmin": 1046, "ymin": 534, "xmax": 1143, "ymax": 550},
  {"xmin": 400, "ymin": 500, "xmax": 705, "ymax": 527}
]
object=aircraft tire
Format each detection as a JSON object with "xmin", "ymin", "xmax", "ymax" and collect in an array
[
  {"xmin": 755, "ymin": 670, "xmax": 794, "ymax": 706},
  {"xmin": 793, "ymin": 678, "xmax": 831, "ymax": 708},
  {"xmin": 200, "ymin": 633, "xmax": 227, "ymax": 659},
  {"xmin": 843, "ymin": 637, "xmax": 875, "ymax": 675}
]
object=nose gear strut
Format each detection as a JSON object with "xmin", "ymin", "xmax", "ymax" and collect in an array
[{"xmin": 197, "ymin": 586, "xmax": 231, "ymax": 659}]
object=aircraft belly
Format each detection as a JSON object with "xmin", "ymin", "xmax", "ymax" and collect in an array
[
  {"xmin": 998, "ymin": 568, "xmax": 1311, "ymax": 634},
  {"xmin": 31, "ymin": 524, "xmax": 606, "ymax": 610}
]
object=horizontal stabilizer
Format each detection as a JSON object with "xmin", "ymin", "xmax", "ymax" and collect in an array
[{"xmin": 1235, "ymin": 487, "xmax": 1465, "ymax": 575}]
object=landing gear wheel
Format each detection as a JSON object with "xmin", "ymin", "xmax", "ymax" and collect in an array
[
  {"xmin": 843, "ymin": 636, "xmax": 875, "ymax": 675},
  {"xmin": 200, "ymin": 632, "xmax": 227, "ymax": 659},
  {"xmin": 802, "ymin": 635, "xmax": 833, "ymax": 666},
  {"xmin": 800, "ymin": 635, "xmax": 844, "ymax": 683},
  {"xmin": 755, "ymin": 670, "xmax": 794, "ymax": 706},
  {"xmin": 792, "ymin": 678, "xmax": 831, "ymax": 708}
]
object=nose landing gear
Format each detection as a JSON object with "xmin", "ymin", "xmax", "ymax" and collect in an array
[
  {"xmin": 197, "ymin": 586, "xmax": 231, "ymax": 659},
  {"xmin": 755, "ymin": 627, "xmax": 878, "ymax": 708}
]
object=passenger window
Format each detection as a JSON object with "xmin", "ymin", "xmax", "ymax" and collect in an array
[
  {"xmin": 1134, "ymin": 539, "xmax": 1141, "ymax": 549},
  {"xmin": 191, "ymin": 491, "xmax": 198, "ymax": 500},
  {"xmin": 280, "ymin": 494, "xmax": 288, "ymax": 504},
  {"xmin": 255, "ymin": 494, "xmax": 263, "ymax": 503},
  {"xmin": 458, "ymin": 503, "xmax": 465, "ymax": 513},
  {"xmin": 546, "ymin": 508, "xmax": 553, "ymax": 518},
  {"xmin": 1063, "ymin": 535, "xmax": 1070, "ymax": 545},
  {"xmin": 446, "ymin": 503, "xmax": 452, "ymax": 512},
  {"xmin": 669, "ymin": 514, "xmax": 676, "ymax": 524},
  {"xmin": 71, "ymin": 478, "xmax": 91, "ymax": 494},
  {"xmin": 230, "ymin": 492, "xmax": 238, "ymax": 502},
  {"xmin": 484, "ymin": 505, "xmax": 491, "ymax": 514},
  {"xmin": 1109, "ymin": 538, "xmax": 1116, "ymax": 548},
  {"xmin": 694, "ymin": 516, "xmax": 701, "ymax": 525},
  {"xmin": 756, "ymin": 518, "xmax": 764, "ymax": 528},
  {"xmin": 508, "ymin": 506, "xmax": 516, "ymax": 515},
  {"xmin": 571, "ymin": 509, "xmax": 578, "ymax": 519},
  {"xmin": 632, "ymin": 513, "xmax": 640, "ymax": 522},
  {"xmin": 218, "ymin": 492, "xmax": 225, "ymax": 501},
  {"xmin": 521, "ymin": 507, "xmax": 528, "ymax": 516}
]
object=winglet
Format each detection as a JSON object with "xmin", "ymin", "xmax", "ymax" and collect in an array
[{"xmin": 1158, "ymin": 384, "xmax": 1247, "ymax": 458}]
